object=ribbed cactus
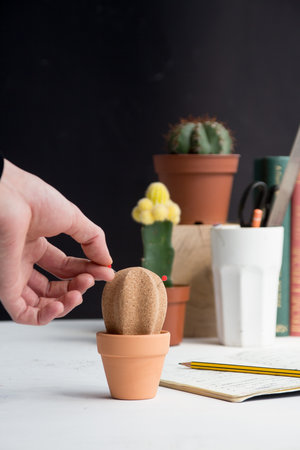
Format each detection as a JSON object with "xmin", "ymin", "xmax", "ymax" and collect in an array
[
  {"xmin": 167, "ymin": 121, "xmax": 195, "ymax": 154},
  {"xmin": 102, "ymin": 267, "xmax": 167, "ymax": 334},
  {"xmin": 132, "ymin": 182, "xmax": 181, "ymax": 288},
  {"xmin": 166, "ymin": 117, "xmax": 233, "ymax": 154},
  {"xmin": 141, "ymin": 221, "xmax": 174, "ymax": 288}
]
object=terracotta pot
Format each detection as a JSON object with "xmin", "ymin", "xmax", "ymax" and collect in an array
[
  {"xmin": 153, "ymin": 154, "xmax": 240, "ymax": 224},
  {"xmin": 96, "ymin": 331, "xmax": 170, "ymax": 400},
  {"xmin": 163, "ymin": 286, "xmax": 190, "ymax": 346}
]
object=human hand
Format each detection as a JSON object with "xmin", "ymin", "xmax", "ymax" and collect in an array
[{"xmin": 0, "ymin": 159, "xmax": 114, "ymax": 325}]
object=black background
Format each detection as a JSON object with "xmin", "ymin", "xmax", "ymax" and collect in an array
[{"xmin": 1, "ymin": 0, "xmax": 300, "ymax": 320}]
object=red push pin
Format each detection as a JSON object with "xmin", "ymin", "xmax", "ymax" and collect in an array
[
  {"xmin": 161, "ymin": 275, "xmax": 168, "ymax": 282},
  {"xmin": 107, "ymin": 264, "xmax": 112, "ymax": 268}
]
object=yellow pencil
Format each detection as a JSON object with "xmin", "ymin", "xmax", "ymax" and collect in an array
[{"xmin": 179, "ymin": 362, "xmax": 300, "ymax": 378}]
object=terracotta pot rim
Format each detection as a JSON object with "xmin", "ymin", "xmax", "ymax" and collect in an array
[
  {"xmin": 153, "ymin": 153, "xmax": 240, "ymax": 175},
  {"xmin": 97, "ymin": 330, "xmax": 170, "ymax": 357},
  {"xmin": 97, "ymin": 330, "xmax": 169, "ymax": 338},
  {"xmin": 166, "ymin": 285, "xmax": 190, "ymax": 289},
  {"xmin": 165, "ymin": 285, "xmax": 190, "ymax": 304}
]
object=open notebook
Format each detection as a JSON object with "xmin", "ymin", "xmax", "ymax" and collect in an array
[{"xmin": 160, "ymin": 337, "xmax": 300, "ymax": 402}]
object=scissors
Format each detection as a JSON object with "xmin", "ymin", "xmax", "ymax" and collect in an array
[{"xmin": 238, "ymin": 181, "xmax": 278, "ymax": 227}]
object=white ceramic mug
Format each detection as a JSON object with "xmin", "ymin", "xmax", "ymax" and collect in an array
[{"xmin": 211, "ymin": 225, "xmax": 284, "ymax": 347}]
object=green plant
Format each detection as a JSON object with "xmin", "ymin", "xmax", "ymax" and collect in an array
[
  {"xmin": 166, "ymin": 116, "xmax": 234, "ymax": 154},
  {"xmin": 132, "ymin": 182, "xmax": 180, "ymax": 288}
]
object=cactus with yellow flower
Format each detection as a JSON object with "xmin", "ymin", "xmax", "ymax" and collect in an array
[{"xmin": 132, "ymin": 182, "xmax": 180, "ymax": 287}]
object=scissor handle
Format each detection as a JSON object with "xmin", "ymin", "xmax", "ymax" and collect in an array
[{"xmin": 238, "ymin": 181, "xmax": 268, "ymax": 227}]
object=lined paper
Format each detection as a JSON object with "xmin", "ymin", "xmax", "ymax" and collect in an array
[{"xmin": 160, "ymin": 337, "xmax": 300, "ymax": 402}]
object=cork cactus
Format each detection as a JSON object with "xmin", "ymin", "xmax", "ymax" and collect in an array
[
  {"xmin": 102, "ymin": 267, "xmax": 167, "ymax": 335},
  {"xmin": 132, "ymin": 182, "xmax": 180, "ymax": 287},
  {"xmin": 166, "ymin": 116, "xmax": 234, "ymax": 154},
  {"xmin": 98, "ymin": 266, "xmax": 170, "ymax": 400}
]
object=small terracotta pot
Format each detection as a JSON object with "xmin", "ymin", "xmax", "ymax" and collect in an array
[
  {"xmin": 163, "ymin": 286, "xmax": 190, "ymax": 346},
  {"xmin": 96, "ymin": 331, "xmax": 170, "ymax": 400},
  {"xmin": 153, "ymin": 154, "xmax": 240, "ymax": 224}
]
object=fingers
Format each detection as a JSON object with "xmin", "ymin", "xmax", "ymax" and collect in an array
[
  {"xmin": 0, "ymin": 161, "xmax": 114, "ymax": 326},
  {"xmin": 16, "ymin": 171, "xmax": 113, "ymax": 267},
  {"xmin": 6, "ymin": 270, "xmax": 95, "ymax": 325},
  {"xmin": 28, "ymin": 269, "xmax": 95, "ymax": 298},
  {"xmin": 54, "ymin": 291, "xmax": 83, "ymax": 319},
  {"xmin": 38, "ymin": 301, "xmax": 66, "ymax": 325},
  {"xmin": 67, "ymin": 204, "xmax": 113, "ymax": 266},
  {"xmin": 7, "ymin": 296, "xmax": 64, "ymax": 325},
  {"xmin": 21, "ymin": 284, "xmax": 40, "ymax": 306},
  {"xmin": 37, "ymin": 291, "xmax": 83, "ymax": 324},
  {"xmin": 37, "ymin": 241, "xmax": 115, "ymax": 281},
  {"xmin": 10, "ymin": 290, "xmax": 84, "ymax": 326}
]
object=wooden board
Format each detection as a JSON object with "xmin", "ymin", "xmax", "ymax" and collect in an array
[{"xmin": 171, "ymin": 225, "xmax": 216, "ymax": 337}]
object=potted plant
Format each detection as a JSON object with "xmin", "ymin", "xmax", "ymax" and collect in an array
[
  {"xmin": 97, "ymin": 266, "xmax": 170, "ymax": 400},
  {"xmin": 132, "ymin": 181, "xmax": 190, "ymax": 346},
  {"xmin": 153, "ymin": 116, "xmax": 240, "ymax": 224}
]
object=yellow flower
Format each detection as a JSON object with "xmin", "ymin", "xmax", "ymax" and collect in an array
[
  {"xmin": 152, "ymin": 204, "xmax": 168, "ymax": 221},
  {"xmin": 138, "ymin": 197, "xmax": 153, "ymax": 211},
  {"xmin": 167, "ymin": 201, "xmax": 181, "ymax": 224},
  {"xmin": 172, "ymin": 214, "xmax": 180, "ymax": 225},
  {"xmin": 146, "ymin": 182, "xmax": 170, "ymax": 205},
  {"xmin": 132, "ymin": 182, "xmax": 180, "ymax": 225},
  {"xmin": 140, "ymin": 210, "xmax": 154, "ymax": 225},
  {"xmin": 131, "ymin": 206, "xmax": 141, "ymax": 223}
]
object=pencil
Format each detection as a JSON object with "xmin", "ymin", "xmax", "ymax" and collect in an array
[
  {"xmin": 179, "ymin": 361, "xmax": 300, "ymax": 378},
  {"xmin": 251, "ymin": 208, "xmax": 263, "ymax": 227}
]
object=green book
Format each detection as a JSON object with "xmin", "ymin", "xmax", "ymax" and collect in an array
[{"xmin": 254, "ymin": 156, "xmax": 290, "ymax": 336}]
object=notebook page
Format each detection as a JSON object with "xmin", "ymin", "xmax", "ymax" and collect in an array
[{"xmin": 160, "ymin": 337, "xmax": 300, "ymax": 401}]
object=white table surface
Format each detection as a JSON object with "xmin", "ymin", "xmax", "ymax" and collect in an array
[{"xmin": 1, "ymin": 319, "xmax": 300, "ymax": 450}]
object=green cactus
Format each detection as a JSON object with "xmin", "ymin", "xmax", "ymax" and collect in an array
[
  {"xmin": 167, "ymin": 121, "xmax": 195, "ymax": 154},
  {"xmin": 166, "ymin": 117, "xmax": 233, "ymax": 154},
  {"xmin": 141, "ymin": 221, "xmax": 174, "ymax": 288}
]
